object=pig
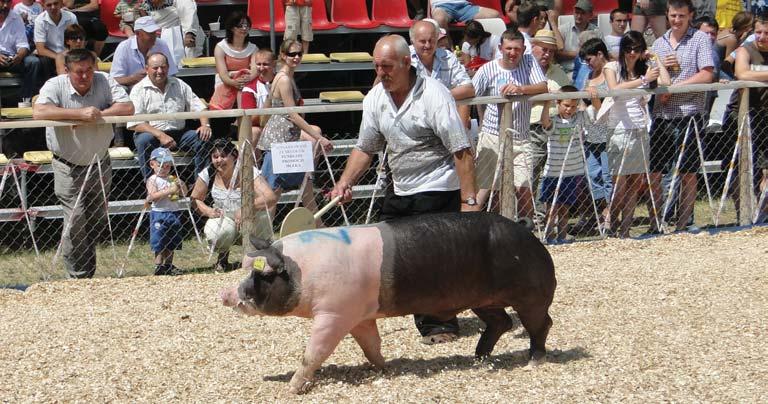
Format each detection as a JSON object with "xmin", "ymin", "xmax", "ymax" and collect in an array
[{"xmin": 220, "ymin": 211, "xmax": 556, "ymax": 394}]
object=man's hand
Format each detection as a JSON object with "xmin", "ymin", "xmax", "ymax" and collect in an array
[
  {"xmin": 197, "ymin": 125, "xmax": 212, "ymax": 141},
  {"xmin": 329, "ymin": 180, "xmax": 353, "ymax": 204},
  {"xmin": 132, "ymin": 71, "xmax": 147, "ymax": 83},
  {"xmin": 79, "ymin": 106, "xmax": 102, "ymax": 121},
  {"xmin": 461, "ymin": 202, "xmax": 482, "ymax": 212},
  {"xmin": 9, "ymin": 54, "xmax": 23, "ymax": 67},
  {"xmin": 158, "ymin": 133, "xmax": 177, "ymax": 149},
  {"xmin": 0, "ymin": 54, "xmax": 11, "ymax": 67},
  {"xmin": 317, "ymin": 136, "xmax": 333, "ymax": 153},
  {"xmin": 500, "ymin": 83, "xmax": 523, "ymax": 96},
  {"xmin": 638, "ymin": 0, "xmax": 650, "ymax": 9}
]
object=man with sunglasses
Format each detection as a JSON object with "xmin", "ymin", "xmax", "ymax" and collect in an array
[
  {"xmin": 0, "ymin": 0, "xmax": 42, "ymax": 99},
  {"xmin": 110, "ymin": 16, "xmax": 177, "ymax": 88},
  {"xmin": 605, "ymin": 8, "xmax": 629, "ymax": 60}
]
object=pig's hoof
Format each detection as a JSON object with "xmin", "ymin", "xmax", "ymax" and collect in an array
[
  {"xmin": 421, "ymin": 332, "xmax": 458, "ymax": 345},
  {"xmin": 526, "ymin": 354, "xmax": 547, "ymax": 369},
  {"xmin": 288, "ymin": 377, "xmax": 314, "ymax": 394}
]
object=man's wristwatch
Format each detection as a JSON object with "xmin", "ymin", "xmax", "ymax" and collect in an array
[{"xmin": 462, "ymin": 195, "xmax": 477, "ymax": 206}]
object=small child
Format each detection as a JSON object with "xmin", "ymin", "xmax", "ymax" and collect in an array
[
  {"xmin": 539, "ymin": 86, "xmax": 588, "ymax": 243},
  {"xmin": 113, "ymin": 0, "xmax": 149, "ymax": 36},
  {"xmin": 13, "ymin": 0, "xmax": 43, "ymax": 47},
  {"xmin": 146, "ymin": 147, "xmax": 187, "ymax": 275},
  {"xmin": 283, "ymin": 0, "xmax": 312, "ymax": 54}
]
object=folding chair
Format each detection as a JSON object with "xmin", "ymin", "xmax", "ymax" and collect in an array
[
  {"xmin": 99, "ymin": 0, "xmax": 128, "ymax": 38},
  {"xmin": 372, "ymin": 0, "xmax": 413, "ymax": 28},
  {"xmin": 249, "ymin": 0, "xmax": 286, "ymax": 32},
  {"xmin": 312, "ymin": 0, "xmax": 339, "ymax": 30}
]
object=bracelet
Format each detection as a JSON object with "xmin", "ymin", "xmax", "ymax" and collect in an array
[
  {"xmin": 203, "ymin": 123, "xmax": 211, "ymax": 127},
  {"xmin": 640, "ymin": 75, "xmax": 648, "ymax": 87}
]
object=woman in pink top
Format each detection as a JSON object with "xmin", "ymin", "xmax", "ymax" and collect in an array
[{"xmin": 210, "ymin": 11, "xmax": 258, "ymax": 110}]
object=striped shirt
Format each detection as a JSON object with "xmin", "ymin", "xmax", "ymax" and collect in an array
[
  {"xmin": 472, "ymin": 55, "xmax": 547, "ymax": 140},
  {"xmin": 542, "ymin": 112, "xmax": 587, "ymax": 178},
  {"xmin": 410, "ymin": 45, "xmax": 472, "ymax": 90},
  {"xmin": 651, "ymin": 28, "xmax": 714, "ymax": 119}
]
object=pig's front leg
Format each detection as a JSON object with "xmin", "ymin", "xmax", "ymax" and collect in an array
[
  {"xmin": 350, "ymin": 319, "xmax": 385, "ymax": 368},
  {"xmin": 289, "ymin": 314, "xmax": 358, "ymax": 394}
]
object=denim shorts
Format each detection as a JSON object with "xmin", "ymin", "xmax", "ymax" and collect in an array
[
  {"xmin": 261, "ymin": 150, "xmax": 307, "ymax": 191},
  {"xmin": 433, "ymin": 1, "xmax": 479, "ymax": 23},
  {"xmin": 539, "ymin": 175, "xmax": 583, "ymax": 207},
  {"xmin": 150, "ymin": 210, "xmax": 182, "ymax": 253}
]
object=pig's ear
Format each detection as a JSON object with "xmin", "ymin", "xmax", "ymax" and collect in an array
[
  {"xmin": 264, "ymin": 249, "xmax": 285, "ymax": 274},
  {"xmin": 249, "ymin": 236, "xmax": 272, "ymax": 251}
]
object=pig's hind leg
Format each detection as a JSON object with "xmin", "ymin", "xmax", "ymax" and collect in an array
[
  {"xmin": 471, "ymin": 307, "xmax": 515, "ymax": 358},
  {"xmin": 516, "ymin": 306, "xmax": 553, "ymax": 365},
  {"xmin": 350, "ymin": 319, "xmax": 385, "ymax": 368},
  {"xmin": 289, "ymin": 314, "xmax": 358, "ymax": 394}
]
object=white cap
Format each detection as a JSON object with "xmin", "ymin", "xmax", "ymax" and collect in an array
[{"xmin": 134, "ymin": 16, "xmax": 161, "ymax": 33}]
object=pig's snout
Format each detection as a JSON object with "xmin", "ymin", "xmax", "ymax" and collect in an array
[{"xmin": 220, "ymin": 286, "xmax": 240, "ymax": 307}]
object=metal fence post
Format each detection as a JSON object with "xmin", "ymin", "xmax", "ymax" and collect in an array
[
  {"xmin": 499, "ymin": 101, "xmax": 516, "ymax": 220},
  {"xmin": 238, "ymin": 113, "xmax": 256, "ymax": 253},
  {"xmin": 737, "ymin": 89, "xmax": 754, "ymax": 226}
]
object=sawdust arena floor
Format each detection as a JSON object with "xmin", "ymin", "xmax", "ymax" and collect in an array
[{"xmin": 1, "ymin": 227, "xmax": 766, "ymax": 402}]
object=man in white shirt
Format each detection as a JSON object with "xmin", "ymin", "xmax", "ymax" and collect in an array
[
  {"xmin": 33, "ymin": 0, "xmax": 77, "ymax": 76},
  {"xmin": 557, "ymin": 0, "xmax": 602, "ymax": 74},
  {"xmin": 33, "ymin": 49, "xmax": 134, "ymax": 279},
  {"xmin": 129, "ymin": 52, "xmax": 211, "ymax": 181},
  {"xmin": 331, "ymin": 35, "xmax": 479, "ymax": 345},
  {"xmin": 0, "ymin": 0, "xmax": 42, "ymax": 99},
  {"xmin": 605, "ymin": 8, "xmax": 629, "ymax": 59},
  {"xmin": 110, "ymin": 16, "xmax": 177, "ymax": 88},
  {"xmin": 430, "ymin": 0, "xmax": 499, "ymax": 29},
  {"xmin": 409, "ymin": 20, "xmax": 474, "ymax": 125},
  {"xmin": 472, "ymin": 29, "xmax": 548, "ymax": 218}
]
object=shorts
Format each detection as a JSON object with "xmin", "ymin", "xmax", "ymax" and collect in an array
[
  {"xmin": 633, "ymin": 0, "xmax": 667, "ymax": 16},
  {"xmin": 285, "ymin": 5, "xmax": 313, "ymax": 42},
  {"xmin": 380, "ymin": 189, "xmax": 460, "ymax": 221},
  {"xmin": 261, "ymin": 150, "xmax": 308, "ymax": 191},
  {"xmin": 475, "ymin": 132, "xmax": 533, "ymax": 189},
  {"xmin": 608, "ymin": 127, "xmax": 650, "ymax": 176},
  {"xmin": 149, "ymin": 210, "xmax": 182, "ymax": 253},
  {"xmin": 432, "ymin": 1, "xmax": 479, "ymax": 23},
  {"xmin": 649, "ymin": 115, "xmax": 703, "ymax": 174},
  {"xmin": 539, "ymin": 175, "xmax": 583, "ymax": 207}
]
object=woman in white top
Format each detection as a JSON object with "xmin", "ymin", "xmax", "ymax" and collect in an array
[
  {"xmin": 460, "ymin": 20, "xmax": 499, "ymax": 76},
  {"xmin": 209, "ymin": 11, "xmax": 258, "ymax": 110},
  {"xmin": 603, "ymin": 30, "xmax": 670, "ymax": 238},
  {"xmin": 190, "ymin": 139, "xmax": 277, "ymax": 271}
]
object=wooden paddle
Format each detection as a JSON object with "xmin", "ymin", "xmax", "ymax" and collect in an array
[{"xmin": 279, "ymin": 195, "xmax": 343, "ymax": 238}]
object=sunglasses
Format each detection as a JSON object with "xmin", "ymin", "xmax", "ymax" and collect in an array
[
  {"xmin": 286, "ymin": 51, "xmax": 303, "ymax": 58},
  {"xmin": 67, "ymin": 36, "xmax": 85, "ymax": 41},
  {"xmin": 237, "ymin": 22, "xmax": 251, "ymax": 29},
  {"xmin": 627, "ymin": 46, "xmax": 644, "ymax": 53}
]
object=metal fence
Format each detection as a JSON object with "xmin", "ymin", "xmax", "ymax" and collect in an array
[{"xmin": 0, "ymin": 81, "xmax": 766, "ymax": 283}]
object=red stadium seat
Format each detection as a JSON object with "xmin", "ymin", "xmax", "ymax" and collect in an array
[
  {"xmin": 471, "ymin": 0, "xmax": 509, "ymax": 24},
  {"xmin": 312, "ymin": 0, "xmax": 339, "ymax": 30},
  {"xmin": 372, "ymin": 0, "xmax": 413, "ymax": 28},
  {"xmin": 249, "ymin": 0, "xmax": 286, "ymax": 32},
  {"xmin": 99, "ymin": 0, "xmax": 128, "ymax": 37},
  {"xmin": 331, "ymin": 0, "xmax": 380, "ymax": 29}
]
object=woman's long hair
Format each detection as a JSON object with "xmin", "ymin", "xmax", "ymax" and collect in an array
[
  {"xmin": 224, "ymin": 11, "xmax": 251, "ymax": 45},
  {"xmin": 618, "ymin": 30, "xmax": 657, "ymax": 89},
  {"xmin": 464, "ymin": 20, "xmax": 491, "ymax": 57}
]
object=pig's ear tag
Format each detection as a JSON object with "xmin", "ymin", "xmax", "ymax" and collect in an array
[{"xmin": 252, "ymin": 256, "xmax": 267, "ymax": 272}]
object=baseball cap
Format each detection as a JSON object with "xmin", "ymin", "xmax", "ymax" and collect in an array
[
  {"xmin": 574, "ymin": 0, "xmax": 593, "ymax": 12},
  {"xmin": 150, "ymin": 147, "xmax": 174, "ymax": 164},
  {"xmin": 134, "ymin": 16, "xmax": 161, "ymax": 33}
]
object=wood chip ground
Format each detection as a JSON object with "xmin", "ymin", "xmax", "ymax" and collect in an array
[{"xmin": 1, "ymin": 227, "xmax": 766, "ymax": 402}]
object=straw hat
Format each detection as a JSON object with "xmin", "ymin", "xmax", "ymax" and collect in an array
[{"xmin": 531, "ymin": 30, "xmax": 558, "ymax": 47}]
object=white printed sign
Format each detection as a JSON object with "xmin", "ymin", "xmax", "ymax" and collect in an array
[{"xmin": 271, "ymin": 141, "xmax": 315, "ymax": 174}]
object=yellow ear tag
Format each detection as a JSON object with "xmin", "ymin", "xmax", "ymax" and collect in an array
[{"xmin": 252, "ymin": 256, "xmax": 266, "ymax": 272}]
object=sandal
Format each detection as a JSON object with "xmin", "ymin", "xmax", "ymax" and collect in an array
[{"xmin": 421, "ymin": 332, "xmax": 458, "ymax": 345}]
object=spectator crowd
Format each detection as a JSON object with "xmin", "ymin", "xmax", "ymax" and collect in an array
[{"xmin": 0, "ymin": 0, "xmax": 766, "ymax": 281}]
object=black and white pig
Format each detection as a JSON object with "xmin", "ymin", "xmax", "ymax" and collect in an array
[{"xmin": 220, "ymin": 212, "xmax": 556, "ymax": 394}]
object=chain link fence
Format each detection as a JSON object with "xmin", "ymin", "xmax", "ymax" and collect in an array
[{"xmin": 0, "ymin": 82, "xmax": 766, "ymax": 284}]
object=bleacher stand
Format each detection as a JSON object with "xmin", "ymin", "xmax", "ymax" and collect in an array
[{"xmin": 0, "ymin": 0, "xmax": 43, "ymax": 99}]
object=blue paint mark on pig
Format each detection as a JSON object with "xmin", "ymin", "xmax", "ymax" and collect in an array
[{"xmin": 298, "ymin": 228, "xmax": 351, "ymax": 245}]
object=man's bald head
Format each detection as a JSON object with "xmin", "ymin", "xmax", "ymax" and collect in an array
[
  {"xmin": 375, "ymin": 35, "xmax": 410, "ymax": 60},
  {"xmin": 409, "ymin": 20, "xmax": 439, "ymax": 43}
]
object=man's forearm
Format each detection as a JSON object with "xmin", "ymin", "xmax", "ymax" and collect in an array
[
  {"xmin": 35, "ymin": 44, "xmax": 57, "ymax": 60},
  {"xmin": 114, "ymin": 75, "xmax": 140, "ymax": 87},
  {"xmin": 675, "ymin": 69, "xmax": 713, "ymax": 86},
  {"xmin": 131, "ymin": 123, "xmax": 165, "ymax": 138},
  {"xmin": 453, "ymin": 148, "xmax": 477, "ymax": 200},
  {"xmin": 338, "ymin": 148, "xmax": 374, "ymax": 187},
  {"xmin": 102, "ymin": 101, "xmax": 134, "ymax": 117},
  {"xmin": 33, "ymin": 104, "xmax": 85, "ymax": 120},
  {"xmin": 451, "ymin": 84, "xmax": 475, "ymax": 100},
  {"xmin": 522, "ymin": 82, "xmax": 548, "ymax": 95}
]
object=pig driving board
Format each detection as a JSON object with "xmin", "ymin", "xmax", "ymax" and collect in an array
[{"xmin": 279, "ymin": 195, "xmax": 342, "ymax": 238}]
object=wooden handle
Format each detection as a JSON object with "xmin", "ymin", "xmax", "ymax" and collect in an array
[{"xmin": 313, "ymin": 195, "xmax": 342, "ymax": 220}]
